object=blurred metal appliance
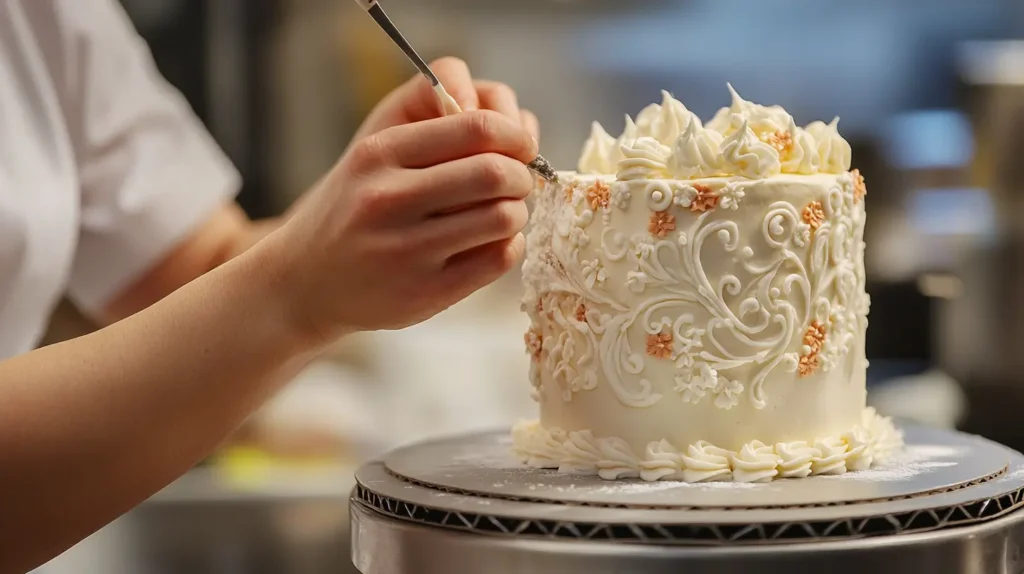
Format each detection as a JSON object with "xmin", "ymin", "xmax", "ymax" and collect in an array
[
  {"xmin": 42, "ymin": 467, "xmax": 358, "ymax": 574},
  {"xmin": 939, "ymin": 41, "xmax": 1024, "ymax": 448}
]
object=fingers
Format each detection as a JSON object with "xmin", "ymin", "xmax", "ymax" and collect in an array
[
  {"xmin": 408, "ymin": 153, "xmax": 533, "ymax": 214},
  {"xmin": 520, "ymin": 109, "xmax": 540, "ymax": 141},
  {"xmin": 476, "ymin": 80, "xmax": 519, "ymax": 120},
  {"xmin": 394, "ymin": 57, "xmax": 479, "ymax": 122},
  {"xmin": 415, "ymin": 198, "xmax": 529, "ymax": 259},
  {"xmin": 431, "ymin": 57, "xmax": 480, "ymax": 112},
  {"xmin": 374, "ymin": 109, "xmax": 538, "ymax": 168},
  {"xmin": 436, "ymin": 233, "xmax": 527, "ymax": 300},
  {"xmin": 476, "ymin": 81, "xmax": 540, "ymax": 140}
]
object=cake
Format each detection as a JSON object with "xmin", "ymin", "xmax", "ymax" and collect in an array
[{"xmin": 513, "ymin": 86, "xmax": 902, "ymax": 483}]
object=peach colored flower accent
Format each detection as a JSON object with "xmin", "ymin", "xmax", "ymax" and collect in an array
[
  {"xmin": 851, "ymin": 169, "xmax": 867, "ymax": 204},
  {"xmin": 646, "ymin": 330, "xmax": 674, "ymax": 360},
  {"xmin": 648, "ymin": 210, "xmax": 676, "ymax": 238},
  {"xmin": 762, "ymin": 129, "xmax": 793, "ymax": 154},
  {"xmin": 586, "ymin": 180, "xmax": 611, "ymax": 210},
  {"xmin": 563, "ymin": 179, "xmax": 580, "ymax": 203},
  {"xmin": 575, "ymin": 303, "xmax": 588, "ymax": 323},
  {"xmin": 524, "ymin": 329, "xmax": 543, "ymax": 359},
  {"xmin": 798, "ymin": 320, "xmax": 827, "ymax": 377},
  {"xmin": 798, "ymin": 353, "xmax": 819, "ymax": 378},
  {"xmin": 802, "ymin": 201, "xmax": 826, "ymax": 230},
  {"xmin": 803, "ymin": 320, "xmax": 827, "ymax": 352},
  {"xmin": 690, "ymin": 184, "xmax": 719, "ymax": 213}
]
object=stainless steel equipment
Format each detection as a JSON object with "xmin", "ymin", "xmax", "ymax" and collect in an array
[
  {"xmin": 351, "ymin": 425, "xmax": 1024, "ymax": 573},
  {"xmin": 936, "ymin": 41, "xmax": 1024, "ymax": 450}
]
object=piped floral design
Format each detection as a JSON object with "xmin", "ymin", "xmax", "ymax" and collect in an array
[
  {"xmin": 674, "ymin": 362, "xmax": 718, "ymax": 404},
  {"xmin": 563, "ymin": 179, "xmax": 580, "ymax": 203},
  {"xmin": 802, "ymin": 201, "xmax": 826, "ymax": 230},
  {"xmin": 798, "ymin": 353, "xmax": 819, "ymax": 377},
  {"xmin": 762, "ymin": 129, "xmax": 794, "ymax": 154},
  {"xmin": 580, "ymin": 259, "xmax": 608, "ymax": 289},
  {"xmin": 648, "ymin": 210, "xmax": 676, "ymax": 237},
  {"xmin": 851, "ymin": 169, "xmax": 867, "ymax": 203},
  {"xmin": 690, "ymin": 184, "xmax": 719, "ymax": 213},
  {"xmin": 575, "ymin": 303, "xmax": 588, "ymax": 323},
  {"xmin": 646, "ymin": 330, "xmax": 674, "ymax": 359},
  {"xmin": 586, "ymin": 180, "xmax": 611, "ymax": 210},
  {"xmin": 717, "ymin": 183, "xmax": 745, "ymax": 211},
  {"xmin": 798, "ymin": 320, "xmax": 828, "ymax": 377},
  {"xmin": 803, "ymin": 320, "xmax": 827, "ymax": 352},
  {"xmin": 525, "ymin": 328, "xmax": 543, "ymax": 359},
  {"xmin": 712, "ymin": 377, "xmax": 744, "ymax": 410}
]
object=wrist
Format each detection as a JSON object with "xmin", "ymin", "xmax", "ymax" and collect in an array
[{"xmin": 240, "ymin": 226, "xmax": 352, "ymax": 353}]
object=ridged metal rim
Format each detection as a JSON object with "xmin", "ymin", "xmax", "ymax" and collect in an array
[{"xmin": 352, "ymin": 474, "xmax": 1024, "ymax": 544}]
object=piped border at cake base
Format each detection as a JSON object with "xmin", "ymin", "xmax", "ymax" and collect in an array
[{"xmin": 512, "ymin": 408, "xmax": 903, "ymax": 483}]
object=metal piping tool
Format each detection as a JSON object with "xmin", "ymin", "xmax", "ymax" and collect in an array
[{"xmin": 352, "ymin": 0, "xmax": 558, "ymax": 183}]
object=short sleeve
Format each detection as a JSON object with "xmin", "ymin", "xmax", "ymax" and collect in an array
[{"xmin": 55, "ymin": 0, "xmax": 241, "ymax": 315}]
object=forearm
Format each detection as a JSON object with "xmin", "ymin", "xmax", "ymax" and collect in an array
[
  {"xmin": 102, "ymin": 203, "xmax": 283, "ymax": 324},
  {"xmin": 0, "ymin": 234, "xmax": 319, "ymax": 573}
]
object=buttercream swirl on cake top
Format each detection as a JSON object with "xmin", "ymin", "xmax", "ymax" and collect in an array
[{"xmin": 577, "ymin": 84, "xmax": 852, "ymax": 178}]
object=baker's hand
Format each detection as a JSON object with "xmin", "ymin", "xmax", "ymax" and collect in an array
[
  {"xmin": 351, "ymin": 57, "xmax": 540, "ymax": 143},
  {"xmin": 270, "ymin": 109, "xmax": 537, "ymax": 342}
]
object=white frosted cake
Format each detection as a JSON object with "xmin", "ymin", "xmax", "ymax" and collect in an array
[{"xmin": 514, "ymin": 86, "xmax": 902, "ymax": 483}]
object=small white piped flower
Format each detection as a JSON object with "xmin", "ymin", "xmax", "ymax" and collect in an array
[
  {"xmin": 580, "ymin": 259, "xmax": 608, "ymax": 289},
  {"xmin": 717, "ymin": 183, "xmax": 745, "ymax": 211},
  {"xmin": 674, "ymin": 362, "xmax": 719, "ymax": 404},
  {"xmin": 713, "ymin": 377, "xmax": 744, "ymax": 410},
  {"xmin": 626, "ymin": 271, "xmax": 651, "ymax": 294}
]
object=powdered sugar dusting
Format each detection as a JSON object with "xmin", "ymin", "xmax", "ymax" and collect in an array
[
  {"xmin": 587, "ymin": 480, "xmax": 761, "ymax": 495},
  {"xmin": 818, "ymin": 445, "xmax": 964, "ymax": 482}
]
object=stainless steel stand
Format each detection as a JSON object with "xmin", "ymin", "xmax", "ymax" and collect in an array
[{"xmin": 350, "ymin": 425, "xmax": 1024, "ymax": 573}]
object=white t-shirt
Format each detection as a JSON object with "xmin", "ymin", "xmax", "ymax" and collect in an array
[{"xmin": 0, "ymin": 0, "xmax": 241, "ymax": 358}]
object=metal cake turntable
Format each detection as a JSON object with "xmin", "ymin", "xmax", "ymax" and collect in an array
[{"xmin": 350, "ymin": 425, "xmax": 1024, "ymax": 573}]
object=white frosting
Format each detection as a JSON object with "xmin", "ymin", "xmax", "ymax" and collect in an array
[
  {"xmin": 720, "ymin": 118, "xmax": 782, "ymax": 179},
  {"xmin": 810, "ymin": 437, "xmax": 849, "ymax": 476},
  {"xmin": 775, "ymin": 441, "xmax": 818, "ymax": 479},
  {"xmin": 638, "ymin": 440, "xmax": 685, "ymax": 481},
  {"xmin": 681, "ymin": 440, "xmax": 733, "ymax": 483},
  {"xmin": 578, "ymin": 122, "xmax": 617, "ymax": 174},
  {"xmin": 842, "ymin": 426, "xmax": 875, "ymax": 472},
  {"xmin": 781, "ymin": 117, "xmax": 821, "ymax": 175},
  {"xmin": 617, "ymin": 137, "xmax": 671, "ymax": 181},
  {"xmin": 668, "ymin": 121, "xmax": 725, "ymax": 179},
  {"xmin": 513, "ymin": 409, "xmax": 901, "ymax": 482},
  {"xmin": 706, "ymin": 84, "xmax": 792, "ymax": 138},
  {"xmin": 731, "ymin": 441, "xmax": 781, "ymax": 483},
  {"xmin": 805, "ymin": 117, "xmax": 852, "ymax": 173},
  {"xmin": 635, "ymin": 90, "xmax": 701, "ymax": 146},
  {"xmin": 516, "ymin": 87, "xmax": 900, "ymax": 484},
  {"xmin": 577, "ymin": 85, "xmax": 852, "ymax": 178},
  {"xmin": 597, "ymin": 437, "xmax": 641, "ymax": 480}
]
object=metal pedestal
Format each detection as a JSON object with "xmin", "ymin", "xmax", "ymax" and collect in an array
[{"xmin": 350, "ymin": 426, "xmax": 1024, "ymax": 573}]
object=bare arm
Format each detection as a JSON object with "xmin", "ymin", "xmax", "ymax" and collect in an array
[
  {"xmin": 0, "ymin": 111, "xmax": 536, "ymax": 574},
  {"xmin": 101, "ymin": 203, "xmax": 282, "ymax": 323},
  {"xmin": 0, "ymin": 237, "xmax": 318, "ymax": 573}
]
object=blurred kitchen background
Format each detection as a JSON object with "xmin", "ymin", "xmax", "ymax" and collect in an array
[{"xmin": 33, "ymin": 0, "xmax": 1024, "ymax": 572}]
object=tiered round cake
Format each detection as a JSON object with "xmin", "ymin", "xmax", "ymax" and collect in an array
[{"xmin": 514, "ymin": 86, "xmax": 902, "ymax": 483}]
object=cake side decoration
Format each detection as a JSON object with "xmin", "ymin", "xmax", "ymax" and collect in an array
[{"xmin": 516, "ymin": 85, "xmax": 902, "ymax": 483}]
